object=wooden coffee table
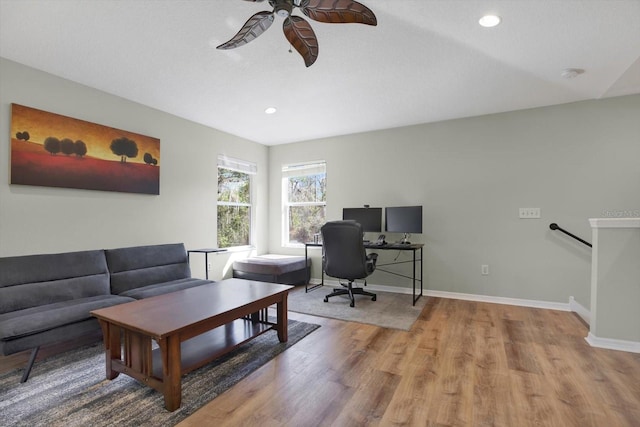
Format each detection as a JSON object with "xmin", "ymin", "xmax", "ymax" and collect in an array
[{"xmin": 91, "ymin": 278, "xmax": 292, "ymax": 411}]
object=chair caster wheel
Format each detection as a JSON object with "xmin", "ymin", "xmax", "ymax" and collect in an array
[
  {"xmin": 324, "ymin": 297, "xmax": 328, "ymax": 302},
  {"xmin": 350, "ymin": 302, "xmax": 355, "ymax": 307},
  {"xmin": 372, "ymin": 296, "xmax": 377, "ymax": 301}
]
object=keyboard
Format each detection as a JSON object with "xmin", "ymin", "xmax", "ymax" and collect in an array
[{"xmin": 366, "ymin": 242, "xmax": 416, "ymax": 249}]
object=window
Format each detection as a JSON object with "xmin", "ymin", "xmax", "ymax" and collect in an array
[
  {"xmin": 282, "ymin": 161, "xmax": 326, "ymax": 245},
  {"xmin": 217, "ymin": 156, "xmax": 256, "ymax": 248}
]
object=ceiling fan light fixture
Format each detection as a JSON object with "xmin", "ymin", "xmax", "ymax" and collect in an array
[
  {"xmin": 479, "ymin": 15, "xmax": 501, "ymax": 28},
  {"xmin": 274, "ymin": 0, "xmax": 292, "ymax": 18}
]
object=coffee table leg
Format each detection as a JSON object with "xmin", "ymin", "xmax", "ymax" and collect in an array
[
  {"xmin": 98, "ymin": 320, "xmax": 120, "ymax": 380},
  {"xmin": 276, "ymin": 294, "xmax": 288, "ymax": 343},
  {"xmin": 159, "ymin": 335, "xmax": 182, "ymax": 411}
]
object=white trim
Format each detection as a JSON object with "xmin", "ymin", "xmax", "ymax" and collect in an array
[
  {"xmin": 217, "ymin": 156, "xmax": 255, "ymax": 248},
  {"xmin": 281, "ymin": 160, "xmax": 326, "ymax": 178},
  {"xmin": 310, "ymin": 281, "xmax": 640, "ymax": 354},
  {"xmin": 585, "ymin": 333, "xmax": 640, "ymax": 353},
  {"xmin": 315, "ymin": 281, "xmax": 572, "ymax": 311},
  {"xmin": 589, "ymin": 218, "xmax": 640, "ymax": 228},
  {"xmin": 217, "ymin": 155, "xmax": 257, "ymax": 174},
  {"xmin": 569, "ymin": 296, "xmax": 591, "ymax": 324},
  {"xmin": 423, "ymin": 289, "xmax": 571, "ymax": 311},
  {"xmin": 281, "ymin": 160, "xmax": 327, "ymax": 246}
]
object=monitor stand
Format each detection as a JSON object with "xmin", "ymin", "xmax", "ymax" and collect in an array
[{"xmin": 400, "ymin": 233, "xmax": 411, "ymax": 244}]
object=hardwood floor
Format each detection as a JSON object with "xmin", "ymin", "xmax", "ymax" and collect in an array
[{"xmin": 177, "ymin": 296, "xmax": 640, "ymax": 427}]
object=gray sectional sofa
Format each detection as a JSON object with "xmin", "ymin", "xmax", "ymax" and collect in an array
[{"xmin": 0, "ymin": 243, "xmax": 213, "ymax": 382}]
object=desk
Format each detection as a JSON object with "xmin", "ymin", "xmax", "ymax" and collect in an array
[
  {"xmin": 187, "ymin": 248, "xmax": 227, "ymax": 280},
  {"xmin": 304, "ymin": 242, "xmax": 424, "ymax": 305}
]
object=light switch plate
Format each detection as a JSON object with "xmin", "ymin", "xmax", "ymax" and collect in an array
[{"xmin": 519, "ymin": 208, "xmax": 541, "ymax": 219}]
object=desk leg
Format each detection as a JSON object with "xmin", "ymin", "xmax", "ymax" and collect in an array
[
  {"xmin": 159, "ymin": 336, "xmax": 182, "ymax": 412},
  {"xmin": 305, "ymin": 245, "xmax": 308, "ymax": 292},
  {"xmin": 412, "ymin": 247, "xmax": 424, "ymax": 306},
  {"xmin": 420, "ymin": 247, "xmax": 423, "ymax": 298},
  {"xmin": 205, "ymin": 252, "xmax": 209, "ymax": 280},
  {"xmin": 412, "ymin": 249, "xmax": 417, "ymax": 305},
  {"xmin": 305, "ymin": 244, "xmax": 323, "ymax": 293},
  {"xmin": 276, "ymin": 294, "xmax": 289, "ymax": 342}
]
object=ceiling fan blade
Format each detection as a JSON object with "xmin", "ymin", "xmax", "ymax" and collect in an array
[
  {"xmin": 299, "ymin": 0, "xmax": 377, "ymax": 25},
  {"xmin": 283, "ymin": 16, "xmax": 319, "ymax": 67},
  {"xmin": 217, "ymin": 11, "xmax": 275, "ymax": 50}
]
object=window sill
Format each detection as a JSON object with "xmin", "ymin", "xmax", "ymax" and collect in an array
[
  {"xmin": 283, "ymin": 243, "xmax": 307, "ymax": 249},
  {"xmin": 219, "ymin": 245, "xmax": 255, "ymax": 253}
]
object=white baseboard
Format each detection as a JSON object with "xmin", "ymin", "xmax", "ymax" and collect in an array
[
  {"xmin": 569, "ymin": 296, "xmax": 591, "ymax": 324},
  {"xmin": 585, "ymin": 332, "xmax": 640, "ymax": 353},
  {"xmin": 315, "ymin": 281, "xmax": 572, "ymax": 311},
  {"xmin": 310, "ymin": 280, "xmax": 640, "ymax": 353},
  {"xmin": 423, "ymin": 289, "xmax": 572, "ymax": 311}
]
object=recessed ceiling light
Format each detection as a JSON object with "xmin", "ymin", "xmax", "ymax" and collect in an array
[
  {"xmin": 479, "ymin": 15, "xmax": 501, "ymax": 28},
  {"xmin": 561, "ymin": 68, "xmax": 585, "ymax": 79},
  {"xmin": 264, "ymin": 107, "xmax": 277, "ymax": 114}
]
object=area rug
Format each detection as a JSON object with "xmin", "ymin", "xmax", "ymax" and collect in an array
[
  {"xmin": 0, "ymin": 319, "xmax": 319, "ymax": 427},
  {"xmin": 288, "ymin": 286, "xmax": 427, "ymax": 330}
]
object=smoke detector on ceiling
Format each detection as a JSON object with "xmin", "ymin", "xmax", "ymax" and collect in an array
[{"xmin": 561, "ymin": 68, "xmax": 585, "ymax": 79}]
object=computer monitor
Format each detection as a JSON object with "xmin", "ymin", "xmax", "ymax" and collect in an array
[
  {"xmin": 342, "ymin": 207, "xmax": 382, "ymax": 233},
  {"xmin": 385, "ymin": 206, "xmax": 422, "ymax": 243}
]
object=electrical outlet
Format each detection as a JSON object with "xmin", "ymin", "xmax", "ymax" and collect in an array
[
  {"xmin": 519, "ymin": 208, "xmax": 541, "ymax": 219},
  {"xmin": 207, "ymin": 262, "xmax": 212, "ymax": 271},
  {"xmin": 481, "ymin": 264, "xmax": 489, "ymax": 275}
]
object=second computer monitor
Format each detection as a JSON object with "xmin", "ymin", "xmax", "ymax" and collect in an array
[
  {"xmin": 342, "ymin": 207, "xmax": 383, "ymax": 232},
  {"xmin": 385, "ymin": 206, "xmax": 423, "ymax": 234}
]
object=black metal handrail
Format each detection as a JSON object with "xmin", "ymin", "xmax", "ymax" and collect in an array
[{"xmin": 549, "ymin": 223, "xmax": 592, "ymax": 248}]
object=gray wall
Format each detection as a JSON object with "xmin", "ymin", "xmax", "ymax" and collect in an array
[
  {"xmin": 3, "ymin": 57, "xmax": 638, "ymax": 307},
  {"xmin": 0, "ymin": 58, "xmax": 269, "ymax": 279},
  {"xmin": 590, "ymin": 220, "xmax": 640, "ymax": 343},
  {"xmin": 268, "ymin": 94, "xmax": 640, "ymax": 307}
]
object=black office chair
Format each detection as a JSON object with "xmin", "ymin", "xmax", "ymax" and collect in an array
[{"xmin": 321, "ymin": 220, "xmax": 378, "ymax": 307}]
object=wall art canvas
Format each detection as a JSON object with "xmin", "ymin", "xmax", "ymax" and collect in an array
[{"xmin": 10, "ymin": 104, "xmax": 160, "ymax": 195}]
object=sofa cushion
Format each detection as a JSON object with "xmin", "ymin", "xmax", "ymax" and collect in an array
[
  {"xmin": 106, "ymin": 243, "xmax": 192, "ymax": 295},
  {"xmin": 119, "ymin": 278, "xmax": 214, "ymax": 299},
  {"xmin": 0, "ymin": 295, "xmax": 134, "ymax": 341},
  {"xmin": 0, "ymin": 318, "xmax": 102, "ymax": 356},
  {"xmin": 0, "ymin": 250, "xmax": 110, "ymax": 314}
]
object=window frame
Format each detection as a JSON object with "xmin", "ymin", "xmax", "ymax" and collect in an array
[
  {"xmin": 282, "ymin": 161, "xmax": 327, "ymax": 247},
  {"xmin": 217, "ymin": 155, "xmax": 256, "ymax": 249}
]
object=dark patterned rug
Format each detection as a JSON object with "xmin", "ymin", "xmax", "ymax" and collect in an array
[{"xmin": 0, "ymin": 319, "xmax": 319, "ymax": 427}]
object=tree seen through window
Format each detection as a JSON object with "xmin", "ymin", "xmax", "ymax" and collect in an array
[
  {"xmin": 218, "ymin": 168, "xmax": 251, "ymax": 248},
  {"xmin": 283, "ymin": 162, "xmax": 326, "ymax": 245}
]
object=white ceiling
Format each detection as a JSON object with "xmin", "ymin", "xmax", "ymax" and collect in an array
[{"xmin": 1, "ymin": 0, "xmax": 639, "ymax": 146}]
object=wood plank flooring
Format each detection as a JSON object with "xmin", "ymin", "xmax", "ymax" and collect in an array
[{"xmin": 177, "ymin": 295, "xmax": 640, "ymax": 427}]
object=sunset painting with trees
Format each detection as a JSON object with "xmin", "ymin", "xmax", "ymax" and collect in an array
[{"xmin": 10, "ymin": 104, "xmax": 160, "ymax": 195}]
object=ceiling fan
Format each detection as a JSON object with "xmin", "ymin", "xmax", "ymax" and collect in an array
[{"xmin": 217, "ymin": 0, "xmax": 377, "ymax": 67}]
